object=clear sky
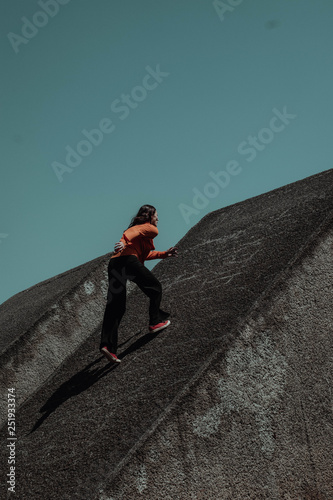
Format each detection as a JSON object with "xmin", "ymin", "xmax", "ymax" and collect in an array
[{"xmin": 1, "ymin": 0, "xmax": 332, "ymax": 304}]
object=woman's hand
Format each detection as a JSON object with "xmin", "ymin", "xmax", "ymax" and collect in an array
[
  {"xmin": 114, "ymin": 241, "xmax": 124, "ymax": 253},
  {"xmin": 165, "ymin": 247, "xmax": 178, "ymax": 258}
]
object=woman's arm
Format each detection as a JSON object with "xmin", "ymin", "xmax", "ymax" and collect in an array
[{"xmin": 146, "ymin": 247, "xmax": 178, "ymax": 260}]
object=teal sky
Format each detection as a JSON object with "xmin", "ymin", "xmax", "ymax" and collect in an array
[{"xmin": 1, "ymin": 0, "xmax": 332, "ymax": 304}]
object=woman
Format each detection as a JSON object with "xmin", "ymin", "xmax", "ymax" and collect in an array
[{"xmin": 100, "ymin": 204, "xmax": 178, "ymax": 363}]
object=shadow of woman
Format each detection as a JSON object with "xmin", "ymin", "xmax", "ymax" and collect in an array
[
  {"xmin": 30, "ymin": 328, "xmax": 163, "ymax": 433},
  {"xmin": 118, "ymin": 329, "xmax": 162, "ymax": 359},
  {"xmin": 30, "ymin": 357, "xmax": 117, "ymax": 433}
]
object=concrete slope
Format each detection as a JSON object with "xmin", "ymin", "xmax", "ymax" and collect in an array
[
  {"xmin": 1, "ymin": 169, "xmax": 333, "ymax": 499},
  {"xmin": 105, "ymin": 219, "xmax": 333, "ymax": 500},
  {"xmin": 0, "ymin": 254, "xmax": 110, "ymax": 425}
]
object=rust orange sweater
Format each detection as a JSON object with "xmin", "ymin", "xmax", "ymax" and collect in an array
[{"xmin": 111, "ymin": 223, "xmax": 168, "ymax": 264}]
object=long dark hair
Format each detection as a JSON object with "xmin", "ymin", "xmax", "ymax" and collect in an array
[{"xmin": 128, "ymin": 204, "xmax": 156, "ymax": 228}]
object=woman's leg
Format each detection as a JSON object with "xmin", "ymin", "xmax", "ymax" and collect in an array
[
  {"xmin": 126, "ymin": 257, "xmax": 169, "ymax": 325},
  {"xmin": 100, "ymin": 259, "xmax": 127, "ymax": 353}
]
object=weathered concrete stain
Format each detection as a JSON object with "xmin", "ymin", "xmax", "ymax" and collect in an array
[{"xmin": 193, "ymin": 335, "xmax": 288, "ymax": 458}]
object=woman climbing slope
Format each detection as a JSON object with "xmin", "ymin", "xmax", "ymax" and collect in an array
[{"xmin": 100, "ymin": 204, "xmax": 178, "ymax": 363}]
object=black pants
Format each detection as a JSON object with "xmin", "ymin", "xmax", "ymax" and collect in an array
[{"xmin": 100, "ymin": 255, "xmax": 169, "ymax": 353}]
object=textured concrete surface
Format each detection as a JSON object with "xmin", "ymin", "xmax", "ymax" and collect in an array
[
  {"xmin": 0, "ymin": 254, "xmax": 110, "ymax": 425},
  {"xmin": 1, "ymin": 169, "xmax": 333, "ymax": 499},
  {"xmin": 104, "ymin": 226, "xmax": 333, "ymax": 500}
]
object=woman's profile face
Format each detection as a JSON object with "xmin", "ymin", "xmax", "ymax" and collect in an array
[{"xmin": 150, "ymin": 211, "xmax": 158, "ymax": 226}]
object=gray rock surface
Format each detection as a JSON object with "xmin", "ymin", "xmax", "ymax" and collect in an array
[
  {"xmin": 0, "ymin": 254, "xmax": 110, "ymax": 424},
  {"xmin": 1, "ymin": 169, "xmax": 332, "ymax": 499}
]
